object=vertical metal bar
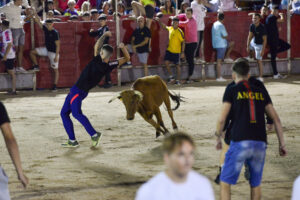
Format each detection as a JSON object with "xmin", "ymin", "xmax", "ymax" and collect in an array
[
  {"xmin": 176, "ymin": 0, "xmax": 178, "ymax": 15},
  {"xmin": 116, "ymin": 0, "xmax": 121, "ymax": 86},
  {"xmin": 30, "ymin": 18, "xmax": 36, "ymax": 90},
  {"xmin": 42, "ymin": 1, "xmax": 46, "ymax": 21},
  {"xmin": 287, "ymin": 2, "xmax": 291, "ymax": 75}
]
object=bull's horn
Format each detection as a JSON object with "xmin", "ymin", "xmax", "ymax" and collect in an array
[
  {"xmin": 134, "ymin": 90, "xmax": 143, "ymax": 101},
  {"xmin": 108, "ymin": 93, "xmax": 121, "ymax": 103}
]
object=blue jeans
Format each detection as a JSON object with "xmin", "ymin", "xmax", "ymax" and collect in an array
[{"xmin": 60, "ymin": 86, "xmax": 96, "ymax": 140}]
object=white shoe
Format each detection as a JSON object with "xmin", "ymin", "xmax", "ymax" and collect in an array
[
  {"xmin": 267, "ymin": 53, "xmax": 278, "ymax": 59},
  {"xmin": 16, "ymin": 67, "xmax": 27, "ymax": 73},
  {"xmin": 245, "ymin": 56, "xmax": 255, "ymax": 62},
  {"xmin": 224, "ymin": 58, "xmax": 234, "ymax": 62},
  {"xmin": 216, "ymin": 77, "xmax": 227, "ymax": 82},
  {"xmin": 194, "ymin": 58, "xmax": 205, "ymax": 63},
  {"xmin": 257, "ymin": 77, "xmax": 264, "ymax": 82},
  {"xmin": 273, "ymin": 73, "xmax": 287, "ymax": 79}
]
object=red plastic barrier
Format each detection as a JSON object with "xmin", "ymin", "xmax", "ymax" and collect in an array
[{"xmin": 291, "ymin": 15, "xmax": 300, "ymax": 58}]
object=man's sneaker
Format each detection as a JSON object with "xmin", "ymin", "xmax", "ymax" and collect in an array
[
  {"xmin": 167, "ymin": 76, "xmax": 175, "ymax": 83},
  {"xmin": 257, "ymin": 77, "xmax": 264, "ymax": 82},
  {"xmin": 16, "ymin": 67, "xmax": 27, "ymax": 73},
  {"xmin": 185, "ymin": 79, "xmax": 194, "ymax": 84},
  {"xmin": 245, "ymin": 56, "xmax": 255, "ymax": 62},
  {"xmin": 273, "ymin": 73, "xmax": 287, "ymax": 79},
  {"xmin": 61, "ymin": 140, "xmax": 79, "ymax": 148},
  {"xmin": 30, "ymin": 65, "xmax": 40, "ymax": 71},
  {"xmin": 216, "ymin": 77, "xmax": 227, "ymax": 82},
  {"xmin": 175, "ymin": 80, "xmax": 181, "ymax": 85},
  {"xmin": 7, "ymin": 91, "xmax": 17, "ymax": 95},
  {"xmin": 194, "ymin": 58, "xmax": 205, "ymax": 63},
  {"xmin": 91, "ymin": 132, "xmax": 102, "ymax": 147},
  {"xmin": 103, "ymin": 83, "xmax": 112, "ymax": 89},
  {"xmin": 244, "ymin": 163, "xmax": 250, "ymax": 181},
  {"xmin": 224, "ymin": 58, "xmax": 234, "ymax": 62},
  {"xmin": 214, "ymin": 167, "xmax": 222, "ymax": 184}
]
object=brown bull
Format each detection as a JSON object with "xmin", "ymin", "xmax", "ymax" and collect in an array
[{"xmin": 109, "ymin": 75, "xmax": 183, "ymax": 138}]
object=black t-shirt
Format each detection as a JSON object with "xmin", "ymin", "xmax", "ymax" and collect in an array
[
  {"xmin": 250, "ymin": 23, "xmax": 267, "ymax": 45},
  {"xmin": 223, "ymin": 80, "xmax": 272, "ymax": 142},
  {"xmin": 0, "ymin": 102, "xmax": 10, "ymax": 126},
  {"xmin": 89, "ymin": 25, "xmax": 110, "ymax": 45},
  {"xmin": 75, "ymin": 55, "xmax": 119, "ymax": 92},
  {"xmin": 43, "ymin": 25, "xmax": 60, "ymax": 53},
  {"xmin": 266, "ymin": 14, "xmax": 279, "ymax": 41},
  {"xmin": 132, "ymin": 26, "xmax": 151, "ymax": 53}
]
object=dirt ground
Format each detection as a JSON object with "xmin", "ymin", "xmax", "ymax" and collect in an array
[{"xmin": 0, "ymin": 76, "xmax": 299, "ymax": 200}]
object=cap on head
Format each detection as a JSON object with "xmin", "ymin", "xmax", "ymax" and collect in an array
[
  {"xmin": 69, "ymin": 15, "xmax": 79, "ymax": 20},
  {"xmin": 83, "ymin": 11, "xmax": 91, "ymax": 17},
  {"xmin": 98, "ymin": 13, "xmax": 107, "ymax": 20},
  {"xmin": 91, "ymin": 9, "xmax": 98, "ymax": 14},
  {"xmin": 232, "ymin": 58, "xmax": 250, "ymax": 76},
  {"xmin": 162, "ymin": 132, "xmax": 195, "ymax": 154},
  {"xmin": 47, "ymin": 0, "xmax": 54, "ymax": 4},
  {"xmin": 1, "ymin": 19, "xmax": 9, "ymax": 27}
]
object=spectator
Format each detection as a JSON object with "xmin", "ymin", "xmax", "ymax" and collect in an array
[
  {"xmin": 247, "ymin": 13, "xmax": 267, "ymax": 82},
  {"xmin": 117, "ymin": 2, "xmax": 126, "ymax": 15},
  {"xmin": 76, "ymin": 0, "xmax": 97, "ymax": 10},
  {"xmin": 156, "ymin": 16, "xmax": 185, "ymax": 85},
  {"xmin": 292, "ymin": 176, "xmax": 300, "ymax": 200},
  {"xmin": 79, "ymin": 1, "xmax": 90, "ymax": 15},
  {"xmin": 99, "ymin": 1, "xmax": 110, "ymax": 15},
  {"xmin": 179, "ymin": 2, "xmax": 189, "ymax": 14},
  {"xmin": 64, "ymin": 0, "xmax": 78, "ymax": 16},
  {"xmin": 260, "ymin": 5, "xmax": 269, "ymax": 23},
  {"xmin": 38, "ymin": 0, "xmax": 61, "ymax": 17},
  {"xmin": 0, "ymin": 102, "xmax": 29, "ymax": 199},
  {"xmin": 0, "ymin": 0, "xmax": 29, "ymax": 73},
  {"xmin": 56, "ymin": 0, "xmax": 69, "ymax": 13},
  {"xmin": 219, "ymin": 0, "xmax": 238, "ymax": 12},
  {"xmin": 265, "ymin": 6, "xmax": 290, "ymax": 79},
  {"xmin": 127, "ymin": 16, "xmax": 151, "ymax": 76},
  {"xmin": 211, "ymin": 12, "xmax": 234, "ymax": 82},
  {"xmin": 82, "ymin": 11, "xmax": 91, "ymax": 21},
  {"xmin": 0, "ymin": 19, "xmax": 16, "ymax": 95},
  {"xmin": 291, "ymin": 0, "xmax": 300, "ymax": 14},
  {"xmin": 47, "ymin": 10, "xmax": 62, "ymax": 21},
  {"xmin": 179, "ymin": 7, "xmax": 197, "ymax": 83},
  {"xmin": 131, "ymin": 0, "xmax": 156, "ymax": 29},
  {"xmin": 91, "ymin": 9, "xmax": 99, "ymax": 20},
  {"xmin": 160, "ymin": 0, "xmax": 175, "ymax": 15},
  {"xmin": 69, "ymin": 14, "xmax": 79, "ymax": 20},
  {"xmin": 191, "ymin": 0, "xmax": 206, "ymax": 63},
  {"xmin": 89, "ymin": 14, "xmax": 113, "ymax": 88},
  {"xmin": 135, "ymin": 133, "xmax": 215, "ymax": 200},
  {"xmin": 30, "ymin": 16, "xmax": 60, "ymax": 91}
]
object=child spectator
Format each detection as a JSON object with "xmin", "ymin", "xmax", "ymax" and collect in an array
[
  {"xmin": 291, "ymin": 0, "xmax": 300, "ymax": 14},
  {"xmin": 91, "ymin": 9, "xmax": 99, "ymax": 20},
  {"xmin": 160, "ymin": 0, "xmax": 175, "ymax": 15},
  {"xmin": 99, "ymin": 1, "xmax": 110, "ymax": 15},
  {"xmin": 79, "ymin": 1, "xmax": 90, "ymax": 16},
  {"xmin": 212, "ymin": 12, "xmax": 234, "ymax": 81},
  {"xmin": 30, "ymin": 14, "xmax": 60, "ymax": 91},
  {"xmin": 131, "ymin": 0, "xmax": 156, "ymax": 28},
  {"xmin": 127, "ymin": 16, "xmax": 151, "ymax": 76},
  {"xmin": 64, "ymin": 0, "xmax": 78, "ymax": 16},
  {"xmin": 89, "ymin": 14, "xmax": 113, "ymax": 88},
  {"xmin": 38, "ymin": 0, "xmax": 61, "ymax": 16},
  {"xmin": 82, "ymin": 11, "xmax": 91, "ymax": 21},
  {"xmin": 0, "ymin": 19, "xmax": 17, "ymax": 95},
  {"xmin": 156, "ymin": 16, "xmax": 185, "ymax": 85}
]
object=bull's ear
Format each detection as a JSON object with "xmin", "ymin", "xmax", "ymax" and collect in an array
[{"xmin": 108, "ymin": 94, "xmax": 122, "ymax": 103}]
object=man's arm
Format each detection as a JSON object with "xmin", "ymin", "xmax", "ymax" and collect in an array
[
  {"xmin": 94, "ymin": 31, "xmax": 112, "ymax": 57},
  {"xmin": 265, "ymin": 104, "xmax": 287, "ymax": 156},
  {"xmin": 1, "ymin": 43, "xmax": 12, "ymax": 61},
  {"xmin": 1, "ymin": 123, "xmax": 29, "ymax": 188},
  {"xmin": 261, "ymin": 35, "xmax": 267, "ymax": 57},
  {"xmin": 131, "ymin": 36, "xmax": 136, "ymax": 53},
  {"xmin": 154, "ymin": 17, "xmax": 167, "ymax": 30},
  {"xmin": 33, "ymin": 12, "xmax": 43, "ymax": 29},
  {"xmin": 54, "ymin": 40, "xmax": 60, "ymax": 63},
  {"xmin": 216, "ymin": 102, "xmax": 232, "ymax": 149},
  {"xmin": 22, "ymin": 0, "xmax": 30, "ymax": 8},
  {"xmin": 118, "ymin": 43, "xmax": 130, "ymax": 67},
  {"xmin": 135, "ymin": 37, "xmax": 150, "ymax": 48},
  {"xmin": 181, "ymin": 41, "xmax": 185, "ymax": 58},
  {"xmin": 247, "ymin": 31, "xmax": 253, "ymax": 53},
  {"xmin": 277, "ymin": 13, "xmax": 285, "ymax": 23}
]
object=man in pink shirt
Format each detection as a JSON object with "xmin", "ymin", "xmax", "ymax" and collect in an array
[{"xmin": 179, "ymin": 7, "xmax": 198, "ymax": 83}]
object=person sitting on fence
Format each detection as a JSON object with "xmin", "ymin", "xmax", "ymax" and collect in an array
[
  {"xmin": 131, "ymin": 0, "xmax": 156, "ymax": 29},
  {"xmin": 290, "ymin": 0, "xmax": 300, "ymax": 14},
  {"xmin": 38, "ymin": 0, "xmax": 61, "ymax": 17},
  {"xmin": 89, "ymin": 14, "xmax": 113, "ymax": 88},
  {"xmin": 30, "ymin": 13, "xmax": 60, "ymax": 91},
  {"xmin": 0, "ymin": 19, "xmax": 17, "ymax": 95},
  {"xmin": 82, "ymin": 11, "xmax": 91, "ymax": 21},
  {"xmin": 64, "ymin": 0, "xmax": 78, "ymax": 16},
  {"xmin": 126, "ymin": 16, "xmax": 151, "ymax": 76},
  {"xmin": 156, "ymin": 16, "xmax": 185, "ymax": 85},
  {"xmin": 160, "ymin": 0, "xmax": 175, "ymax": 15},
  {"xmin": 99, "ymin": 1, "xmax": 110, "ymax": 15},
  {"xmin": 91, "ymin": 9, "xmax": 99, "ymax": 20},
  {"xmin": 212, "ymin": 12, "xmax": 235, "ymax": 82},
  {"xmin": 78, "ymin": 1, "xmax": 90, "ymax": 16}
]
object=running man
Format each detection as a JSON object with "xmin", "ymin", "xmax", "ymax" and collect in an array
[
  {"xmin": 60, "ymin": 38, "xmax": 130, "ymax": 148},
  {"xmin": 215, "ymin": 58, "xmax": 287, "ymax": 200},
  {"xmin": 135, "ymin": 133, "xmax": 215, "ymax": 200},
  {"xmin": 247, "ymin": 13, "xmax": 267, "ymax": 82},
  {"xmin": 0, "ymin": 102, "xmax": 29, "ymax": 200},
  {"xmin": 30, "ymin": 12, "xmax": 60, "ymax": 91}
]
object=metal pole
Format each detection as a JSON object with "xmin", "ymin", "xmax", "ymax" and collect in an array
[
  {"xmin": 176, "ymin": 0, "xmax": 178, "ymax": 15},
  {"xmin": 287, "ymin": 1, "xmax": 291, "ymax": 75},
  {"xmin": 115, "ymin": 0, "xmax": 121, "ymax": 86},
  {"xmin": 30, "ymin": 18, "xmax": 36, "ymax": 90},
  {"xmin": 265, "ymin": 0, "xmax": 267, "ymax": 5},
  {"xmin": 42, "ymin": 1, "xmax": 46, "ymax": 21}
]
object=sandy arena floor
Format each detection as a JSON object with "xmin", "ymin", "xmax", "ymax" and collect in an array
[{"xmin": 0, "ymin": 76, "xmax": 299, "ymax": 200}]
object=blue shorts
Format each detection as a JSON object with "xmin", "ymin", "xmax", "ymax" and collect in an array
[
  {"xmin": 164, "ymin": 50, "xmax": 180, "ymax": 64},
  {"xmin": 220, "ymin": 140, "xmax": 267, "ymax": 187},
  {"xmin": 215, "ymin": 47, "xmax": 227, "ymax": 60}
]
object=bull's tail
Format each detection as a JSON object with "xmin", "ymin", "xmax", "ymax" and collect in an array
[{"xmin": 168, "ymin": 91, "xmax": 185, "ymax": 111}]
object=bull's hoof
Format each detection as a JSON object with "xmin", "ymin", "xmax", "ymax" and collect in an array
[{"xmin": 156, "ymin": 132, "xmax": 161, "ymax": 138}]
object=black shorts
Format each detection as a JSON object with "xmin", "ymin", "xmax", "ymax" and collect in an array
[
  {"xmin": 145, "ymin": 5, "xmax": 155, "ymax": 19},
  {"xmin": 0, "ymin": 55, "xmax": 15, "ymax": 70},
  {"xmin": 164, "ymin": 50, "xmax": 180, "ymax": 64}
]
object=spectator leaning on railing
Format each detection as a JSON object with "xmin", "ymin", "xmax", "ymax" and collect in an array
[
  {"xmin": 64, "ymin": 0, "xmax": 79, "ymax": 16},
  {"xmin": 0, "ymin": 0, "xmax": 29, "ymax": 73}
]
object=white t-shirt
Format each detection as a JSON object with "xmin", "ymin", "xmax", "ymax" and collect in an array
[
  {"xmin": 292, "ymin": 176, "xmax": 300, "ymax": 200},
  {"xmin": 191, "ymin": 1, "xmax": 206, "ymax": 31},
  {"xmin": 1, "ymin": 29, "xmax": 15, "ymax": 59},
  {"xmin": 135, "ymin": 171, "xmax": 215, "ymax": 200}
]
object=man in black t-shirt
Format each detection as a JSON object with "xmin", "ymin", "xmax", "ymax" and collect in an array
[
  {"xmin": 247, "ymin": 13, "xmax": 267, "ymax": 82},
  {"xmin": 89, "ymin": 14, "xmax": 113, "ymax": 88},
  {"xmin": 30, "ymin": 13, "xmax": 60, "ymax": 91},
  {"xmin": 215, "ymin": 58, "xmax": 287, "ymax": 200},
  {"xmin": 60, "ymin": 41, "xmax": 130, "ymax": 148},
  {"xmin": 127, "ymin": 16, "xmax": 151, "ymax": 76},
  {"xmin": 0, "ymin": 102, "xmax": 28, "ymax": 198},
  {"xmin": 266, "ymin": 6, "xmax": 290, "ymax": 79}
]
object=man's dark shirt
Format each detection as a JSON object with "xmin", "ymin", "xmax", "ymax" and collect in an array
[
  {"xmin": 250, "ymin": 23, "xmax": 267, "ymax": 45},
  {"xmin": 266, "ymin": 14, "xmax": 279, "ymax": 42},
  {"xmin": 131, "ymin": 26, "xmax": 151, "ymax": 53},
  {"xmin": 43, "ymin": 25, "xmax": 60, "ymax": 53},
  {"xmin": 89, "ymin": 25, "xmax": 110, "ymax": 45},
  {"xmin": 0, "ymin": 102, "xmax": 10, "ymax": 126}
]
